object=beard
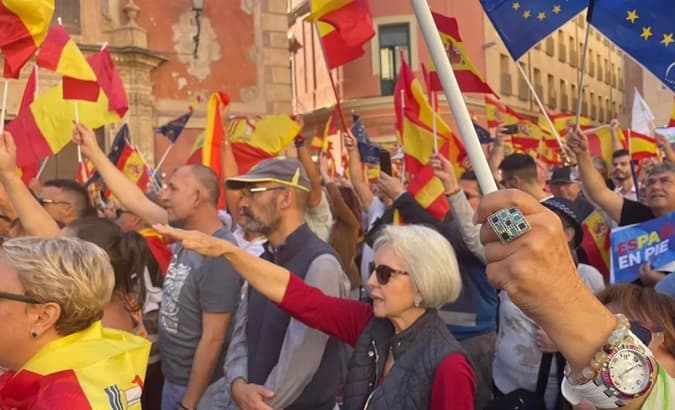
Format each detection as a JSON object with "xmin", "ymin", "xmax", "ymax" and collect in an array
[{"xmin": 242, "ymin": 202, "xmax": 281, "ymax": 237}]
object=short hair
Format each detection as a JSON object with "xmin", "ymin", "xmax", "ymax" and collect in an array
[
  {"xmin": 648, "ymin": 162, "xmax": 675, "ymax": 178},
  {"xmin": 186, "ymin": 165, "xmax": 221, "ymax": 207},
  {"xmin": 294, "ymin": 187, "xmax": 310, "ymax": 211},
  {"xmin": 612, "ymin": 149, "xmax": 630, "ymax": 160},
  {"xmin": 499, "ymin": 153, "xmax": 538, "ymax": 182},
  {"xmin": 373, "ymin": 225, "xmax": 461, "ymax": 308},
  {"xmin": 596, "ymin": 284, "xmax": 675, "ymax": 357},
  {"xmin": 460, "ymin": 170, "xmax": 477, "ymax": 182},
  {"xmin": 0, "ymin": 237, "xmax": 114, "ymax": 335},
  {"xmin": 43, "ymin": 179, "xmax": 97, "ymax": 218}
]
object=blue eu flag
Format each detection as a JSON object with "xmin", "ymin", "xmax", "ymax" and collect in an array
[
  {"xmin": 155, "ymin": 111, "xmax": 193, "ymax": 143},
  {"xmin": 351, "ymin": 113, "xmax": 370, "ymax": 143},
  {"xmin": 480, "ymin": 0, "xmax": 588, "ymax": 59},
  {"xmin": 589, "ymin": 0, "xmax": 675, "ymax": 92}
]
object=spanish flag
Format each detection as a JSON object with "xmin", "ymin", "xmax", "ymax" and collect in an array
[
  {"xmin": 580, "ymin": 210, "xmax": 611, "ymax": 278},
  {"xmin": 627, "ymin": 129, "xmax": 658, "ymax": 161},
  {"xmin": 36, "ymin": 25, "xmax": 95, "ymax": 81},
  {"xmin": 7, "ymin": 49, "xmax": 128, "ymax": 168},
  {"xmin": 584, "ymin": 126, "xmax": 622, "ymax": 171},
  {"xmin": 669, "ymin": 97, "xmax": 675, "ymax": 127},
  {"xmin": 311, "ymin": 108, "xmax": 338, "ymax": 153},
  {"xmin": 138, "ymin": 227, "xmax": 172, "ymax": 275},
  {"xmin": 0, "ymin": 321, "xmax": 150, "ymax": 409},
  {"xmin": 0, "ymin": 0, "xmax": 54, "ymax": 78},
  {"xmin": 485, "ymin": 96, "xmax": 520, "ymax": 128},
  {"xmin": 428, "ymin": 12, "xmax": 495, "ymax": 95},
  {"xmin": 228, "ymin": 114, "xmax": 301, "ymax": 173},
  {"xmin": 306, "ymin": 0, "xmax": 374, "ymax": 69},
  {"xmin": 107, "ymin": 125, "xmax": 151, "ymax": 193},
  {"xmin": 538, "ymin": 129, "xmax": 564, "ymax": 166},
  {"xmin": 537, "ymin": 113, "xmax": 591, "ymax": 136}
]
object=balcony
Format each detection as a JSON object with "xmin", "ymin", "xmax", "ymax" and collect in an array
[
  {"xmin": 548, "ymin": 92, "xmax": 557, "ymax": 110},
  {"xmin": 559, "ymin": 45, "xmax": 567, "ymax": 62},
  {"xmin": 500, "ymin": 73, "xmax": 513, "ymax": 96},
  {"xmin": 546, "ymin": 38, "xmax": 555, "ymax": 56}
]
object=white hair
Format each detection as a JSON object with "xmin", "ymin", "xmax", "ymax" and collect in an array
[{"xmin": 373, "ymin": 225, "xmax": 461, "ymax": 308}]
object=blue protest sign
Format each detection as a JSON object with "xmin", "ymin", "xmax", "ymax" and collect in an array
[{"xmin": 610, "ymin": 213, "xmax": 675, "ymax": 283}]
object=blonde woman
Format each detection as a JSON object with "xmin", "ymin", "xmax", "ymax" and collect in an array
[{"xmin": 0, "ymin": 237, "xmax": 150, "ymax": 409}]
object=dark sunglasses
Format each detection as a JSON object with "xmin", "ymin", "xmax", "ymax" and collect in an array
[
  {"xmin": 368, "ymin": 262, "xmax": 408, "ymax": 285},
  {"xmin": 0, "ymin": 291, "xmax": 41, "ymax": 304}
]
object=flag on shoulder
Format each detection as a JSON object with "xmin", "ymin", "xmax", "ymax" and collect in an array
[
  {"xmin": 480, "ymin": 0, "xmax": 587, "ymax": 59},
  {"xmin": 306, "ymin": 0, "xmax": 374, "ymax": 68},
  {"xmin": 0, "ymin": 0, "xmax": 54, "ymax": 77},
  {"xmin": 429, "ymin": 11, "xmax": 495, "ymax": 95}
]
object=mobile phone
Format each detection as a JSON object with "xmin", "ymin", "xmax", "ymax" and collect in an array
[
  {"xmin": 379, "ymin": 149, "xmax": 392, "ymax": 176},
  {"xmin": 501, "ymin": 124, "xmax": 519, "ymax": 135}
]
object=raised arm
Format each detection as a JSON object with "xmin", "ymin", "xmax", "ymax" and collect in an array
[
  {"xmin": 656, "ymin": 132, "xmax": 675, "ymax": 164},
  {"xmin": 0, "ymin": 132, "xmax": 60, "ymax": 237},
  {"xmin": 567, "ymin": 128, "xmax": 624, "ymax": 222},
  {"xmin": 345, "ymin": 131, "xmax": 375, "ymax": 209},
  {"xmin": 487, "ymin": 130, "xmax": 506, "ymax": 179},
  {"xmin": 296, "ymin": 140, "xmax": 323, "ymax": 209},
  {"xmin": 73, "ymin": 123, "xmax": 168, "ymax": 225},
  {"xmin": 610, "ymin": 119, "xmax": 625, "ymax": 151}
]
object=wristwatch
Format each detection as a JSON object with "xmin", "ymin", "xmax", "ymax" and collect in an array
[{"xmin": 562, "ymin": 331, "xmax": 657, "ymax": 408}]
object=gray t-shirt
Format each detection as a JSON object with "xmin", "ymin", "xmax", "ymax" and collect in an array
[{"xmin": 159, "ymin": 227, "xmax": 242, "ymax": 385}]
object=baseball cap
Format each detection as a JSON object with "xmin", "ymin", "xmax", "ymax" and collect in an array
[
  {"xmin": 549, "ymin": 166, "xmax": 577, "ymax": 185},
  {"xmin": 225, "ymin": 158, "xmax": 310, "ymax": 192},
  {"xmin": 542, "ymin": 197, "xmax": 583, "ymax": 248}
]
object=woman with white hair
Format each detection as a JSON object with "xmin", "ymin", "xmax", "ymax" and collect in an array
[
  {"xmin": 0, "ymin": 237, "xmax": 150, "ymax": 409},
  {"xmin": 155, "ymin": 223, "xmax": 475, "ymax": 409}
]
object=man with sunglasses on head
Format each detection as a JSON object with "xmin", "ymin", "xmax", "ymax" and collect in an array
[
  {"xmin": 222, "ymin": 157, "xmax": 348, "ymax": 410},
  {"xmin": 71, "ymin": 124, "xmax": 242, "ymax": 410}
]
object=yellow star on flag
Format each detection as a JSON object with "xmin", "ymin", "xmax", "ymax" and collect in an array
[
  {"xmin": 641, "ymin": 26, "xmax": 653, "ymax": 40},
  {"xmin": 523, "ymin": 10, "xmax": 531, "ymax": 19},
  {"xmin": 662, "ymin": 33, "xmax": 674, "ymax": 46},
  {"xmin": 626, "ymin": 10, "xmax": 639, "ymax": 24},
  {"xmin": 552, "ymin": 5, "xmax": 561, "ymax": 14},
  {"xmin": 512, "ymin": 2, "xmax": 521, "ymax": 11},
  {"xmin": 537, "ymin": 11, "xmax": 546, "ymax": 21}
]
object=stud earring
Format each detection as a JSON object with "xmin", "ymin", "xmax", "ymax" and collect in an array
[
  {"xmin": 30, "ymin": 330, "xmax": 38, "ymax": 338},
  {"xmin": 414, "ymin": 297, "xmax": 423, "ymax": 308}
]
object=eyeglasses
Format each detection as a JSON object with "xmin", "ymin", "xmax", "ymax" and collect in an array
[
  {"xmin": 240, "ymin": 186, "xmax": 286, "ymax": 197},
  {"xmin": 368, "ymin": 262, "xmax": 408, "ymax": 285},
  {"xmin": 39, "ymin": 198, "xmax": 70, "ymax": 206},
  {"xmin": 0, "ymin": 291, "xmax": 41, "ymax": 304}
]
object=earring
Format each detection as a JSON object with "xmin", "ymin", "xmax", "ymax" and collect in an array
[
  {"xmin": 414, "ymin": 297, "xmax": 423, "ymax": 308},
  {"xmin": 30, "ymin": 330, "xmax": 38, "ymax": 338}
]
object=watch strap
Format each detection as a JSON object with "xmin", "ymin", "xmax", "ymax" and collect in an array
[{"xmin": 561, "ymin": 376, "xmax": 625, "ymax": 408}]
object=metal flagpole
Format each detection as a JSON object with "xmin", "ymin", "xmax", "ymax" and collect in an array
[
  {"xmin": 514, "ymin": 62, "xmax": 570, "ymax": 164},
  {"xmin": 410, "ymin": 0, "xmax": 497, "ymax": 193},
  {"xmin": 431, "ymin": 91, "xmax": 438, "ymax": 154},
  {"xmin": 575, "ymin": 22, "xmax": 592, "ymax": 126},
  {"xmin": 399, "ymin": 88, "xmax": 406, "ymax": 183},
  {"xmin": 0, "ymin": 80, "xmax": 8, "ymax": 134}
]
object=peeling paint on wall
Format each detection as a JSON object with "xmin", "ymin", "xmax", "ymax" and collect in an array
[
  {"xmin": 240, "ymin": 0, "xmax": 256, "ymax": 15},
  {"xmin": 172, "ymin": 10, "xmax": 221, "ymax": 81},
  {"xmin": 177, "ymin": 77, "xmax": 187, "ymax": 90}
]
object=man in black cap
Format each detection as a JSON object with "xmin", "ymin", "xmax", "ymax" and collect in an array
[
  {"xmin": 549, "ymin": 166, "xmax": 595, "ymax": 221},
  {"xmin": 223, "ymin": 158, "xmax": 348, "ymax": 410}
]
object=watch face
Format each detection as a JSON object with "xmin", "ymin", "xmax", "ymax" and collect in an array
[{"xmin": 606, "ymin": 349, "xmax": 651, "ymax": 396}]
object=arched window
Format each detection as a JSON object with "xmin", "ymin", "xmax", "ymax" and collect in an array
[{"xmin": 53, "ymin": 0, "xmax": 81, "ymax": 35}]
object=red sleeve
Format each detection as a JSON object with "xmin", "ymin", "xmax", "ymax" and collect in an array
[
  {"xmin": 430, "ymin": 353, "xmax": 476, "ymax": 410},
  {"xmin": 278, "ymin": 273, "xmax": 373, "ymax": 347}
]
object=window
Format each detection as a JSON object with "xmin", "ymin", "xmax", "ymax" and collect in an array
[
  {"xmin": 617, "ymin": 66, "xmax": 623, "ymax": 91},
  {"xmin": 571, "ymin": 84, "xmax": 578, "ymax": 110},
  {"xmin": 545, "ymin": 37, "xmax": 554, "ymax": 56},
  {"xmin": 518, "ymin": 62, "xmax": 529, "ymax": 100},
  {"xmin": 604, "ymin": 58, "xmax": 610, "ymax": 84},
  {"xmin": 605, "ymin": 98, "xmax": 611, "ymax": 120},
  {"xmin": 596, "ymin": 54, "xmax": 603, "ymax": 81},
  {"xmin": 560, "ymin": 79, "xmax": 568, "ymax": 111},
  {"xmin": 588, "ymin": 49, "xmax": 594, "ymax": 77},
  {"xmin": 53, "ymin": 0, "xmax": 81, "ymax": 35},
  {"xmin": 378, "ymin": 24, "xmax": 410, "ymax": 96},
  {"xmin": 598, "ymin": 95, "xmax": 604, "ymax": 123},
  {"xmin": 534, "ymin": 68, "xmax": 543, "ymax": 99},
  {"xmin": 569, "ymin": 36, "xmax": 577, "ymax": 67},
  {"xmin": 548, "ymin": 74, "xmax": 556, "ymax": 109},
  {"xmin": 590, "ymin": 91, "xmax": 596, "ymax": 119},
  {"xmin": 557, "ymin": 31, "xmax": 566, "ymax": 61},
  {"xmin": 500, "ymin": 54, "xmax": 512, "ymax": 96},
  {"xmin": 611, "ymin": 63, "xmax": 616, "ymax": 87},
  {"xmin": 612, "ymin": 101, "xmax": 617, "ymax": 119}
]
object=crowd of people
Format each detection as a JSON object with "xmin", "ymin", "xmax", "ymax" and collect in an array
[{"xmin": 0, "ymin": 113, "xmax": 672, "ymax": 410}]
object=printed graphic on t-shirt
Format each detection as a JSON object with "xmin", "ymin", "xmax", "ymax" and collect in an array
[{"xmin": 160, "ymin": 261, "xmax": 191, "ymax": 334}]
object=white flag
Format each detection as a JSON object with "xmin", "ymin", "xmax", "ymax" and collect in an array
[{"xmin": 631, "ymin": 89, "xmax": 655, "ymax": 135}]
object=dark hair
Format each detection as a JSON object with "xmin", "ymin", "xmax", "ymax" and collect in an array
[
  {"xmin": 498, "ymin": 153, "xmax": 538, "ymax": 182},
  {"xmin": 338, "ymin": 185, "xmax": 364, "ymax": 237},
  {"xmin": 43, "ymin": 179, "xmax": 97, "ymax": 218},
  {"xmin": 187, "ymin": 165, "xmax": 221, "ymax": 207},
  {"xmin": 596, "ymin": 284, "xmax": 675, "ymax": 357},
  {"xmin": 460, "ymin": 170, "xmax": 477, "ymax": 182},
  {"xmin": 66, "ymin": 217, "xmax": 149, "ymax": 313},
  {"xmin": 612, "ymin": 149, "xmax": 630, "ymax": 160}
]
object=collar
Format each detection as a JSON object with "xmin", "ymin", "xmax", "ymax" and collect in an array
[
  {"xmin": 262, "ymin": 223, "xmax": 312, "ymax": 265},
  {"xmin": 389, "ymin": 309, "xmax": 440, "ymax": 361}
]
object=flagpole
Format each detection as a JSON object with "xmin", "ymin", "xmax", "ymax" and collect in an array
[
  {"xmin": 575, "ymin": 23, "xmax": 592, "ymax": 126},
  {"xmin": 626, "ymin": 128, "xmax": 641, "ymax": 199},
  {"xmin": 151, "ymin": 145, "xmax": 173, "ymax": 181},
  {"xmin": 411, "ymin": 0, "xmax": 497, "ymax": 193},
  {"xmin": 431, "ymin": 91, "xmax": 438, "ymax": 154},
  {"xmin": 399, "ymin": 88, "xmax": 406, "ymax": 183},
  {"xmin": 36, "ymin": 157, "xmax": 49, "ymax": 180},
  {"xmin": 514, "ymin": 62, "xmax": 570, "ymax": 165},
  {"xmin": 0, "ymin": 80, "xmax": 8, "ymax": 135}
]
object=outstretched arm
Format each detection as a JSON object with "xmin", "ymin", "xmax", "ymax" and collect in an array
[
  {"xmin": 73, "ymin": 123, "xmax": 168, "ymax": 225},
  {"xmin": 0, "ymin": 132, "xmax": 60, "ymax": 237}
]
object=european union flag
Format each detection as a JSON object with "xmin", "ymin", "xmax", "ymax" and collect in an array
[
  {"xmin": 155, "ymin": 111, "xmax": 193, "ymax": 143},
  {"xmin": 86, "ymin": 125, "xmax": 130, "ymax": 186},
  {"xmin": 474, "ymin": 122, "xmax": 494, "ymax": 144},
  {"xmin": 357, "ymin": 141, "xmax": 380, "ymax": 166},
  {"xmin": 480, "ymin": 0, "xmax": 587, "ymax": 59},
  {"xmin": 589, "ymin": 1, "xmax": 675, "ymax": 92},
  {"xmin": 351, "ymin": 113, "xmax": 370, "ymax": 143}
]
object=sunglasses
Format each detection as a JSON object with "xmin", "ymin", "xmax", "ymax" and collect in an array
[
  {"xmin": 0, "ymin": 291, "xmax": 41, "ymax": 304},
  {"xmin": 368, "ymin": 262, "xmax": 408, "ymax": 285},
  {"xmin": 630, "ymin": 321, "xmax": 664, "ymax": 347}
]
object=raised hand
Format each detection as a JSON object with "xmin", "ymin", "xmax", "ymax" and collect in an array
[
  {"xmin": 429, "ymin": 153, "xmax": 458, "ymax": 194},
  {"xmin": 376, "ymin": 172, "xmax": 405, "ymax": 200},
  {"xmin": 0, "ymin": 132, "xmax": 18, "ymax": 174},
  {"xmin": 72, "ymin": 123, "xmax": 103, "ymax": 158},
  {"xmin": 153, "ymin": 224, "xmax": 235, "ymax": 257}
]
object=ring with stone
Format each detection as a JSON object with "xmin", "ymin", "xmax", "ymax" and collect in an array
[{"xmin": 487, "ymin": 207, "xmax": 531, "ymax": 244}]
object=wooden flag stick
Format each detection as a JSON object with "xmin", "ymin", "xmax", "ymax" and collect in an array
[{"xmin": 0, "ymin": 80, "xmax": 8, "ymax": 134}]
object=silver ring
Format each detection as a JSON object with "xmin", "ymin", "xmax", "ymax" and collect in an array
[{"xmin": 487, "ymin": 207, "xmax": 531, "ymax": 244}]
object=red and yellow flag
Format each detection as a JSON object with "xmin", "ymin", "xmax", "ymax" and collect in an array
[
  {"xmin": 36, "ymin": 25, "xmax": 95, "ymax": 81},
  {"xmin": 138, "ymin": 227, "xmax": 172, "ymax": 276},
  {"xmin": 0, "ymin": 0, "xmax": 54, "ymax": 78},
  {"xmin": 537, "ymin": 113, "xmax": 591, "ymax": 136},
  {"xmin": 584, "ymin": 125, "xmax": 622, "ymax": 171},
  {"xmin": 626, "ymin": 129, "xmax": 658, "ymax": 161},
  {"xmin": 311, "ymin": 108, "xmax": 338, "ymax": 153},
  {"xmin": 201, "ymin": 91, "xmax": 230, "ymax": 177},
  {"xmin": 485, "ymin": 96, "xmax": 520, "ymax": 128},
  {"xmin": 581, "ymin": 210, "xmax": 611, "ymax": 279},
  {"xmin": 227, "ymin": 114, "xmax": 301, "ymax": 174},
  {"xmin": 429, "ymin": 12, "xmax": 494, "ymax": 95},
  {"xmin": 0, "ymin": 321, "xmax": 149, "ymax": 409},
  {"xmin": 306, "ymin": 0, "xmax": 374, "ymax": 69},
  {"xmin": 7, "ymin": 49, "xmax": 127, "ymax": 168},
  {"xmin": 669, "ymin": 97, "xmax": 675, "ymax": 127}
]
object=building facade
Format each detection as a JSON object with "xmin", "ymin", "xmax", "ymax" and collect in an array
[{"xmin": 2, "ymin": 0, "xmax": 292, "ymax": 178}]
